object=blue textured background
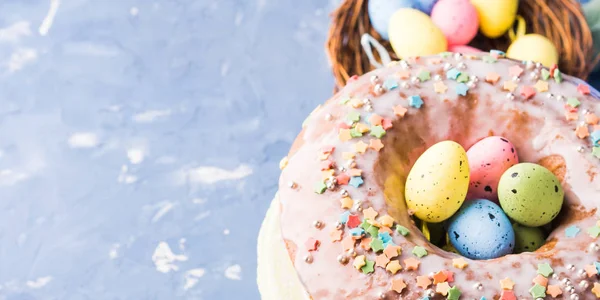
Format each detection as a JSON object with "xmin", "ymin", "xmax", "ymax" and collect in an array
[{"xmin": 1, "ymin": 1, "xmax": 599, "ymax": 300}]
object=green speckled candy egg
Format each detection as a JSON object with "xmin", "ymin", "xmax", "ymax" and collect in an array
[
  {"xmin": 405, "ymin": 141, "xmax": 469, "ymax": 223},
  {"xmin": 498, "ymin": 163, "xmax": 563, "ymax": 227},
  {"xmin": 512, "ymin": 223, "xmax": 546, "ymax": 253}
]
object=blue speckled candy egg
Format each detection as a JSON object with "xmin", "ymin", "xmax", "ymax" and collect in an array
[
  {"xmin": 368, "ymin": 0, "xmax": 416, "ymax": 40},
  {"xmin": 448, "ymin": 199, "xmax": 515, "ymax": 259}
]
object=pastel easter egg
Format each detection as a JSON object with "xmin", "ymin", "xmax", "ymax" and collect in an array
[
  {"xmin": 471, "ymin": 0, "xmax": 518, "ymax": 38},
  {"xmin": 368, "ymin": 0, "xmax": 416, "ymax": 40},
  {"xmin": 405, "ymin": 141, "xmax": 469, "ymax": 222},
  {"xmin": 512, "ymin": 223, "xmax": 546, "ymax": 253},
  {"xmin": 448, "ymin": 199, "xmax": 515, "ymax": 259},
  {"xmin": 466, "ymin": 136, "xmax": 519, "ymax": 202},
  {"xmin": 414, "ymin": 0, "xmax": 439, "ymax": 14},
  {"xmin": 388, "ymin": 8, "xmax": 448, "ymax": 58},
  {"xmin": 498, "ymin": 163, "xmax": 564, "ymax": 227},
  {"xmin": 506, "ymin": 34, "xmax": 559, "ymax": 67},
  {"xmin": 430, "ymin": 0, "xmax": 479, "ymax": 45},
  {"xmin": 448, "ymin": 45, "xmax": 482, "ymax": 54}
]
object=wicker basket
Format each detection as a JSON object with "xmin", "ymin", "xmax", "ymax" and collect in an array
[{"xmin": 326, "ymin": 0, "xmax": 600, "ymax": 89}]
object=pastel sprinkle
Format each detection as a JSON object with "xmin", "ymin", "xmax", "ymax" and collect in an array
[
  {"xmin": 440, "ymin": 52, "xmax": 452, "ymax": 58},
  {"xmin": 566, "ymin": 97, "xmax": 581, "ymax": 108},
  {"xmin": 482, "ymin": 56, "xmax": 497, "ymax": 63},
  {"xmin": 349, "ymin": 128, "xmax": 363, "ymax": 138},
  {"xmin": 378, "ymin": 232, "xmax": 392, "ymax": 244},
  {"xmin": 346, "ymin": 111, "xmax": 361, "ymax": 122},
  {"xmin": 349, "ymin": 227, "xmax": 364, "ymax": 237},
  {"xmin": 368, "ymin": 138, "xmax": 384, "ymax": 151},
  {"xmin": 403, "ymin": 257, "xmax": 420, "ymax": 271},
  {"xmin": 578, "ymin": 83, "xmax": 591, "ymax": 95},
  {"xmin": 537, "ymin": 263, "xmax": 553, "ymax": 277},
  {"xmin": 363, "ymin": 207, "xmax": 378, "ymax": 220},
  {"xmin": 366, "ymin": 224, "xmax": 379, "ymax": 237},
  {"xmin": 541, "ymin": 69, "xmax": 550, "ymax": 80},
  {"xmin": 340, "ymin": 211, "xmax": 350, "ymax": 224},
  {"xmin": 455, "ymin": 83, "xmax": 469, "ymax": 96},
  {"xmin": 503, "ymin": 80, "xmax": 517, "ymax": 92},
  {"xmin": 408, "ymin": 95, "xmax": 424, "ymax": 108},
  {"xmin": 500, "ymin": 278, "xmax": 515, "ymax": 290},
  {"xmin": 349, "ymin": 176, "xmax": 364, "ymax": 188},
  {"xmin": 554, "ymin": 68, "xmax": 563, "ymax": 83},
  {"xmin": 386, "ymin": 260, "xmax": 402, "ymax": 274},
  {"xmin": 595, "ymin": 261, "xmax": 600, "ymax": 274},
  {"xmin": 383, "ymin": 78, "xmax": 398, "ymax": 90},
  {"xmin": 361, "ymin": 259, "xmax": 375, "ymax": 274},
  {"xmin": 485, "ymin": 72, "xmax": 500, "ymax": 84},
  {"xmin": 593, "ymin": 283, "xmax": 600, "ymax": 298},
  {"xmin": 370, "ymin": 125, "xmax": 386, "ymax": 138},
  {"xmin": 396, "ymin": 225, "xmax": 410, "ymax": 236},
  {"xmin": 591, "ymin": 130, "xmax": 600, "ymax": 145},
  {"xmin": 340, "ymin": 196, "xmax": 353, "ymax": 209},
  {"xmin": 347, "ymin": 214, "xmax": 361, "ymax": 228},
  {"xmin": 446, "ymin": 68, "xmax": 461, "ymax": 80},
  {"xmin": 546, "ymin": 285, "xmax": 562, "ymax": 298},
  {"xmin": 418, "ymin": 70, "xmax": 431, "ymax": 82},
  {"xmin": 353, "ymin": 255, "xmax": 366, "ymax": 270},
  {"xmin": 520, "ymin": 86, "xmax": 536, "ymax": 100},
  {"xmin": 500, "ymin": 290, "xmax": 516, "ymax": 300},
  {"xmin": 447, "ymin": 286, "xmax": 461, "ymax": 300},
  {"xmin": 565, "ymin": 225, "xmax": 580, "ymax": 237},
  {"xmin": 490, "ymin": 49, "xmax": 505, "ymax": 57},
  {"xmin": 588, "ymin": 225, "xmax": 600, "ymax": 237},
  {"xmin": 452, "ymin": 258, "xmax": 468, "ymax": 269},
  {"xmin": 593, "ymin": 146, "xmax": 600, "ymax": 158},
  {"xmin": 340, "ymin": 97, "xmax": 351, "ymax": 105},
  {"xmin": 393, "ymin": 105, "xmax": 408, "ymax": 117},
  {"xmin": 509, "ymin": 65, "xmax": 524, "ymax": 77},
  {"xmin": 456, "ymin": 73, "xmax": 469, "ymax": 83},
  {"xmin": 412, "ymin": 246, "xmax": 428, "ymax": 258},
  {"xmin": 315, "ymin": 182, "xmax": 327, "ymax": 194},
  {"xmin": 370, "ymin": 238, "xmax": 384, "ymax": 252},
  {"xmin": 534, "ymin": 80, "xmax": 549, "ymax": 92},
  {"xmin": 529, "ymin": 284, "xmax": 546, "ymax": 298},
  {"xmin": 391, "ymin": 278, "xmax": 406, "ymax": 293},
  {"xmin": 434, "ymin": 81, "xmax": 448, "ymax": 93}
]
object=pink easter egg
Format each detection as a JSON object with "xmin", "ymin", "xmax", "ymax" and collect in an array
[
  {"xmin": 466, "ymin": 136, "xmax": 519, "ymax": 202},
  {"xmin": 448, "ymin": 45, "xmax": 482, "ymax": 54},
  {"xmin": 430, "ymin": 0, "xmax": 479, "ymax": 46}
]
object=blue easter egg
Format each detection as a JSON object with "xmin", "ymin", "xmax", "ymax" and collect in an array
[
  {"xmin": 448, "ymin": 199, "xmax": 515, "ymax": 260},
  {"xmin": 415, "ymin": 0, "xmax": 439, "ymax": 14},
  {"xmin": 368, "ymin": 0, "xmax": 416, "ymax": 40}
]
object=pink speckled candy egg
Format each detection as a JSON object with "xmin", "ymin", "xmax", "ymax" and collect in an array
[
  {"xmin": 448, "ymin": 45, "xmax": 482, "ymax": 54},
  {"xmin": 430, "ymin": 0, "xmax": 479, "ymax": 46},
  {"xmin": 466, "ymin": 136, "xmax": 519, "ymax": 202}
]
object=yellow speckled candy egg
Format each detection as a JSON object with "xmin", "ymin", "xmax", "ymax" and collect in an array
[
  {"xmin": 471, "ymin": 0, "xmax": 518, "ymax": 38},
  {"xmin": 507, "ymin": 34, "xmax": 558, "ymax": 67},
  {"xmin": 405, "ymin": 141, "xmax": 469, "ymax": 223},
  {"xmin": 388, "ymin": 8, "xmax": 447, "ymax": 58}
]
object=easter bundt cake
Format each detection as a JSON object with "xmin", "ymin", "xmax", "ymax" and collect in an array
[{"xmin": 257, "ymin": 52, "xmax": 600, "ymax": 299}]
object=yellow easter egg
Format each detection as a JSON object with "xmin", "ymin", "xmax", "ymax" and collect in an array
[
  {"xmin": 405, "ymin": 141, "xmax": 469, "ymax": 223},
  {"xmin": 506, "ymin": 34, "xmax": 558, "ymax": 67},
  {"xmin": 388, "ymin": 8, "xmax": 447, "ymax": 58},
  {"xmin": 471, "ymin": 0, "xmax": 518, "ymax": 38}
]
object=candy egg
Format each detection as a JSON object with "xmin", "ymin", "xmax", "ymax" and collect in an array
[
  {"xmin": 388, "ymin": 8, "xmax": 448, "ymax": 58},
  {"xmin": 368, "ymin": 0, "xmax": 415, "ymax": 40},
  {"xmin": 430, "ymin": 0, "xmax": 479, "ymax": 46},
  {"xmin": 466, "ymin": 136, "xmax": 519, "ymax": 202},
  {"xmin": 414, "ymin": 0, "xmax": 439, "ymax": 14},
  {"xmin": 506, "ymin": 34, "xmax": 559, "ymax": 67},
  {"xmin": 470, "ymin": 0, "xmax": 518, "ymax": 38},
  {"xmin": 448, "ymin": 199, "xmax": 515, "ymax": 260},
  {"xmin": 448, "ymin": 45, "xmax": 482, "ymax": 54},
  {"xmin": 405, "ymin": 141, "xmax": 469, "ymax": 222},
  {"xmin": 512, "ymin": 223, "xmax": 546, "ymax": 253},
  {"xmin": 498, "ymin": 163, "xmax": 564, "ymax": 227}
]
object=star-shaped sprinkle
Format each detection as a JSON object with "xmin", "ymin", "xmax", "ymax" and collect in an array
[
  {"xmin": 397, "ymin": 70, "xmax": 410, "ymax": 79},
  {"xmin": 500, "ymin": 290, "xmax": 516, "ymax": 300},
  {"xmin": 483, "ymin": 55, "xmax": 497, "ymax": 63},
  {"xmin": 576, "ymin": 125, "xmax": 590, "ymax": 139},
  {"xmin": 532, "ymin": 274, "xmax": 548, "ymax": 287},
  {"xmin": 370, "ymin": 125, "xmax": 386, "ymax": 138},
  {"xmin": 382, "ymin": 118, "xmax": 393, "ymax": 130},
  {"xmin": 490, "ymin": 49, "xmax": 506, "ymax": 57},
  {"xmin": 447, "ymin": 286, "xmax": 461, "ymax": 300},
  {"xmin": 587, "ymin": 113, "xmax": 600, "ymax": 125},
  {"xmin": 452, "ymin": 258, "xmax": 468, "ymax": 269},
  {"xmin": 578, "ymin": 83, "xmax": 591, "ymax": 95},
  {"xmin": 485, "ymin": 72, "xmax": 500, "ymax": 84},
  {"xmin": 339, "ymin": 129, "xmax": 352, "ymax": 141},
  {"xmin": 355, "ymin": 123, "xmax": 370, "ymax": 133},
  {"xmin": 363, "ymin": 207, "xmax": 378, "ymax": 220},
  {"xmin": 565, "ymin": 111, "xmax": 578, "ymax": 121},
  {"xmin": 586, "ymin": 264, "xmax": 598, "ymax": 277},
  {"xmin": 330, "ymin": 228, "xmax": 343, "ymax": 242},
  {"xmin": 361, "ymin": 259, "xmax": 375, "ymax": 274},
  {"xmin": 546, "ymin": 285, "xmax": 562, "ymax": 298},
  {"xmin": 409, "ymin": 95, "xmax": 424, "ymax": 108},
  {"xmin": 436, "ymin": 282, "xmax": 451, "ymax": 296},
  {"xmin": 593, "ymin": 282, "xmax": 600, "ymax": 298},
  {"xmin": 360, "ymin": 237, "xmax": 372, "ymax": 250},
  {"xmin": 342, "ymin": 152, "xmax": 355, "ymax": 160},
  {"xmin": 349, "ymin": 128, "xmax": 363, "ymax": 138},
  {"xmin": 554, "ymin": 68, "xmax": 563, "ymax": 83},
  {"xmin": 529, "ymin": 284, "xmax": 546, "ymax": 298},
  {"xmin": 593, "ymin": 146, "xmax": 600, "ymax": 158},
  {"xmin": 375, "ymin": 254, "xmax": 390, "ymax": 268},
  {"xmin": 336, "ymin": 173, "xmax": 350, "ymax": 185},
  {"xmin": 434, "ymin": 81, "xmax": 448, "ymax": 94},
  {"xmin": 347, "ymin": 214, "xmax": 361, "ymax": 228},
  {"xmin": 370, "ymin": 238, "xmax": 384, "ymax": 252},
  {"xmin": 416, "ymin": 275, "xmax": 432, "ymax": 289},
  {"xmin": 383, "ymin": 78, "xmax": 398, "ymax": 90},
  {"xmin": 503, "ymin": 80, "xmax": 518, "ymax": 92},
  {"xmin": 509, "ymin": 65, "xmax": 524, "ymax": 77},
  {"xmin": 346, "ymin": 111, "xmax": 361, "ymax": 123},
  {"xmin": 404, "ymin": 257, "xmax": 420, "ymax": 271},
  {"xmin": 393, "ymin": 105, "xmax": 408, "ymax": 117},
  {"xmin": 354, "ymin": 141, "xmax": 368, "ymax": 154},
  {"xmin": 418, "ymin": 70, "xmax": 431, "ymax": 82},
  {"xmin": 391, "ymin": 278, "xmax": 406, "ymax": 293},
  {"xmin": 367, "ymin": 140, "xmax": 383, "ymax": 153},
  {"xmin": 322, "ymin": 170, "xmax": 335, "ymax": 180},
  {"xmin": 366, "ymin": 224, "xmax": 379, "ymax": 237},
  {"xmin": 379, "ymin": 215, "xmax": 394, "ymax": 227},
  {"xmin": 368, "ymin": 114, "xmax": 383, "ymax": 126},
  {"xmin": 349, "ymin": 227, "xmax": 364, "ymax": 238},
  {"xmin": 457, "ymin": 73, "xmax": 469, "ymax": 83},
  {"xmin": 350, "ymin": 98, "xmax": 363, "ymax": 108},
  {"xmin": 342, "ymin": 236, "xmax": 355, "ymax": 250},
  {"xmin": 534, "ymin": 80, "xmax": 549, "ymax": 92},
  {"xmin": 340, "ymin": 211, "xmax": 351, "ymax": 224},
  {"xmin": 340, "ymin": 196, "xmax": 353, "ymax": 209},
  {"xmin": 315, "ymin": 182, "xmax": 327, "ymax": 194},
  {"xmin": 443, "ymin": 270, "xmax": 454, "ymax": 282},
  {"xmin": 456, "ymin": 83, "xmax": 469, "ymax": 96},
  {"xmin": 433, "ymin": 271, "xmax": 448, "ymax": 284},
  {"xmin": 384, "ymin": 245, "xmax": 401, "ymax": 258},
  {"xmin": 541, "ymin": 69, "xmax": 550, "ymax": 80},
  {"xmin": 305, "ymin": 238, "xmax": 320, "ymax": 251},
  {"xmin": 592, "ymin": 130, "xmax": 600, "ymax": 144},
  {"xmin": 412, "ymin": 246, "xmax": 428, "ymax": 258},
  {"xmin": 589, "ymin": 225, "xmax": 600, "ymax": 237},
  {"xmin": 378, "ymin": 232, "xmax": 392, "ymax": 244},
  {"xmin": 500, "ymin": 278, "xmax": 515, "ymax": 290},
  {"xmin": 537, "ymin": 263, "xmax": 553, "ymax": 277},
  {"xmin": 565, "ymin": 225, "xmax": 580, "ymax": 237},
  {"xmin": 386, "ymin": 260, "xmax": 402, "ymax": 274},
  {"xmin": 349, "ymin": 168, "xmax": 362, "ymax": 176},
  {"xmin": 567, "ymin": 97, "xmax": 581, "ymax": 108},
  {"xmin": 396, "ymin": 225, "xmax": 410, "ymax": 236},
  {"xmin": 521, "ymin": 86, "xmax": 536, "ymax": 100},
  {"xmin": 446, "ymin": 68, "xmax": 461, "ymax": 80},
  {"xmin": 353, "ymin": 255, "xmax": 366, "ymax": 270},
  {"xmin": 595, "ymin": 261, "xmax": 600, "ymax": 274},
  {"xmin": 348, "ymin": 176, "xmax": 364, "ymax": 188}
]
